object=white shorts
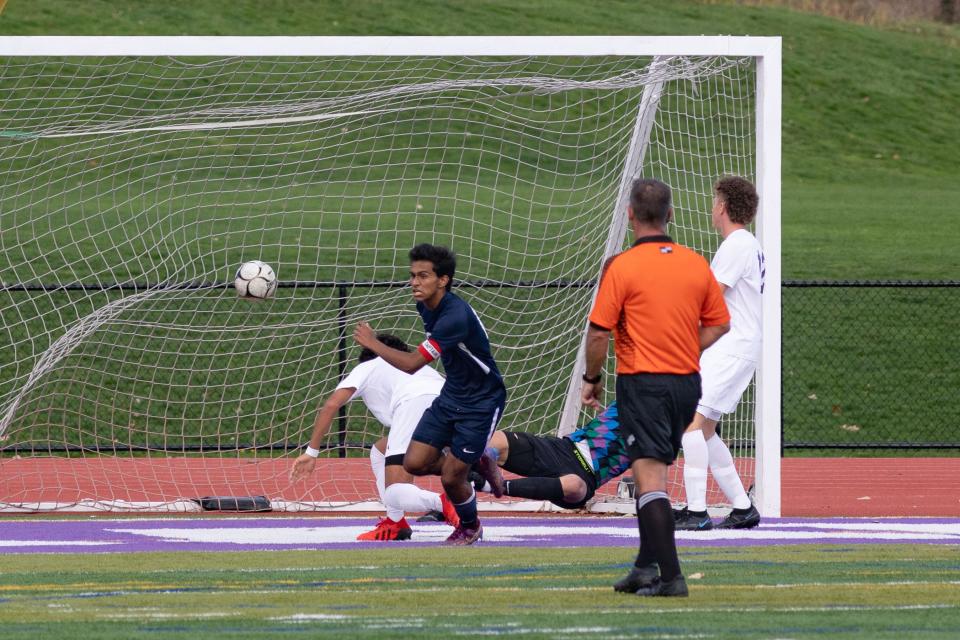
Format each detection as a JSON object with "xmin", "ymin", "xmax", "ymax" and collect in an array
[
  {"xmin": 697, "ymin": 348, "xmax": 758, "ymax": 421},
  {"xmin": 385, "ymin": 394, "xmax": 437, "ymax": 457}
]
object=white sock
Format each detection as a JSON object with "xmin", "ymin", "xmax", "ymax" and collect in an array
[
  {"xmin": 706, "ymin": 435, "xmax": 752, "ymax": 510},
  {"xmin": 383, "ymin": 483, "xmax": 442, "ymax": 519},
  {"xmin": 369, "ymin": 447, "xmax": 404, "ymax": 520},
  {"xmin": 370, "ymin": 446, "xmax": 387, "ymax": 501},
  {"xmin": 681, "ymin": 430, "xmax": 709, "ymax": 512}
]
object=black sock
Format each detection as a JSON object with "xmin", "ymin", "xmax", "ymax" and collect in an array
[
  {"xmin": 636, "ymin": 491, "xmax": 681, "ymax": 581},
  {"xmin": 634, "ymin": 508, "xmax": 657, "ymax": 567},
  {"xmin": 687, "ymin": 509, "xmax": 708, "ymax": 517},
  {"xmin": 731, "ymin": 505, "xmax": 753, "ymax": 515},
  {"xmin": 633, "ymin": 518, "xmax": 657, "ymax": 569},
  {"xmin": 503, "ymin": 477, "xmax": 565, "ymax": 502}
]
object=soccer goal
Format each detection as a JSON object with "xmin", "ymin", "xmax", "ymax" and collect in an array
[{"xmin": 0, "ymin": 36, "xmax": 781, "ymax": 516}]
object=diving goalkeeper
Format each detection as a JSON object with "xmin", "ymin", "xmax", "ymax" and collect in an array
[{"xmin": 471, "ymin": 402, "xmax": 627, "ymax": 509}]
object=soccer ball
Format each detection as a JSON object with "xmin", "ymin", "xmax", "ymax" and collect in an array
[{"xmin": 234, "ymin": 260, "xmax": 277, "ymax": 300}]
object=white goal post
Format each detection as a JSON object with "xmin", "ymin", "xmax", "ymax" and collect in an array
[{"xmin": 0, "ymin": 36, "xmax": 781, "ymax": 516}]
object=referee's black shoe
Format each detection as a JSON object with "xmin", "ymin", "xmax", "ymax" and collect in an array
[
  {"xmin": 716, "ymin": 504, "xmax": 761, "ymax": 529},
  {"xmin": 613, "ymin": 563, "xmax": 658, "ymax": 593},
  {"xmin": 636, "ymin": 575, "xmax": 689, "ymax": 597},
  {"xmin": 673, "ymin": 507, "xmax": 713, "ymax": 531}
]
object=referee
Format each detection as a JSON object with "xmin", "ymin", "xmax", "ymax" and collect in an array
[{"xmin": 582, "ymin": 178, "xmax": 730, "ymax": 597}]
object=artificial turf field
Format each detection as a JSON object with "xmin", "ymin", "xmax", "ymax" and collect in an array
[{"xmin": 1, "ymin": 516, "xmax": 957, "ymax": 639}]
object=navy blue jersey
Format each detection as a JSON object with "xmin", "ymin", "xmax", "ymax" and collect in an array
[{"xmin": 416, "ymin": 291, "xmax": 505, "ymax": 405}]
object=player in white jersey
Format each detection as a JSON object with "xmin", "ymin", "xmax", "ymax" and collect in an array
[
  {"xmin": 289, "ymin": 334, "xmax": 459, "ymax": 540},
  {"xmin": 675, "ymin": 176, "xmax": 764, "ymax": 531}
]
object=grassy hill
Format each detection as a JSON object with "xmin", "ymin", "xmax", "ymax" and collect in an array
[
  {"xmin": 0, "ymin": 1, "xmax": 955, "ymax": 455},
  {"xmin": 2, "ymin": 0, "xmax": 958, "ymax": 280}
]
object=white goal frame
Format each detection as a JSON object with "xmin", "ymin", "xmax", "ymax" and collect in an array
[{"xmin": 0, "ymin": 35, "xmax": 781, "ymax": 517}]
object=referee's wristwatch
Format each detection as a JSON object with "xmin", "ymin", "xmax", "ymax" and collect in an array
[{"xmin": 582, "ymin": 372, "xmax": 602, "ymax": 384}]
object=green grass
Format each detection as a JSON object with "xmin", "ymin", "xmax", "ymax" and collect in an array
[
  {"xmin": 782, "ymin": 182, "xmax": 960, "ymax": 280},
  {"xmin": 0, "ymin": 545, "xmax": 958, "ymax": 638},
  {"xmin": 783, "ymin": 285, "xmax": 957, "ymax": 446},
  {"xmin": 0, "ymin": 0, "xmax": 958, "ymax": 452},
  {"xmin": 2, "ymin": 0, "xmax": 958, "ymax": 279}
]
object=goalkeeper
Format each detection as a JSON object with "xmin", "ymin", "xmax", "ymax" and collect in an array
[
  {"xmin": 471, "ymin": 402, "xmax": 627, "ymax": 509},
  {"xmin": 289, "ymin": 334, "xmax": 459, "ymax": 541}
]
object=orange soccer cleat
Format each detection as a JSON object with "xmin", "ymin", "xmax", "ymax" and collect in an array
[
  {"xmin": 356, "ymin": 517, "xmax": 413, "ymax": 541},
  {"xmin": 440, "ymin": 493, "xmax": 461, "ymax": 528}
]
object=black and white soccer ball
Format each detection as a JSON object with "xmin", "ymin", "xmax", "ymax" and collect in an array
[{"xmin": 234, "ymin": 260, "xmax": 277, "ymax": 300}]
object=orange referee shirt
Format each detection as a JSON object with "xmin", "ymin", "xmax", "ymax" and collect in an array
[{"xmin": 589, "ymin": 235, "xmax": 730, "ymax": 375}]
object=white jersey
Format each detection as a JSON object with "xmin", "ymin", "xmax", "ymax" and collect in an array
[
  {"xmin": 708, "ymin": 228, "xmax": 764, "ymax": 361},
  {"xmin": 335, "ymin": 357, "xmax": 445, "ymax": 428}
]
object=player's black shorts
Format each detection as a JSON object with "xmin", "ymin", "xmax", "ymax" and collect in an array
[
  {"xmin": 500, "ymin": 431, "xmax": 598, "ymax": 509},
  {"xmin": 616, "ymin": 372, "xmax": 701, "ymax": 465}
]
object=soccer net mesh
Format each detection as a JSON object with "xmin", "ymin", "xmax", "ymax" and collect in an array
[{"xmin": 0, "ymin": 49, "xmax": 758, "ymax": 512}]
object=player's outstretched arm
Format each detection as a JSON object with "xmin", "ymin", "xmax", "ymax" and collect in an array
[
  {"xmin": 289, "ymin": 386, "xmax": 355, "ymax": 483},
  {"xmin": 353, "ymin": 321, "xmax": 429, "ymax": 373}
]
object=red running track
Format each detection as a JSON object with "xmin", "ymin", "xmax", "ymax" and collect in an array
[{"xmin": 0, "ymin": 457, "xmax": 957, "ymax": 516}]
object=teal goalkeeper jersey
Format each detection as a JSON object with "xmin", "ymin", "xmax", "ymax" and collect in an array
[{"xmin": 567, "ymin": 402, "xmax": 631, "ymax": 486}]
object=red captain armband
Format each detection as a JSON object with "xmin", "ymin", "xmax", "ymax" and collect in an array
[{"xmin": 417, "ymin": 338, "xmax": 442, "ymax": 363}]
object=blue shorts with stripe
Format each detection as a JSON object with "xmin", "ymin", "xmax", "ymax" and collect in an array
[{"xmin": 411, "ymin": 392, "xmax": 506, "ymax": 464}]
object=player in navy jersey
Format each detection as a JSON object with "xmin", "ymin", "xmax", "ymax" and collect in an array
[
  {"xmin": 354, "ymin": 243, "xmax": 507, "ymax": 545},
  {"xmin": 470, "ymin": 403, "xmax": 629, "ymax": 509}
]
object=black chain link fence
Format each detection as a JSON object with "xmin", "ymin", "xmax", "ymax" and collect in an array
[
  {"xmin": 3, "ymin": 279, "xmax": 956, "ymax": 453},
  {"xmin": 783, "ymin": 281, "xmax": 959, "ymax": 450}
]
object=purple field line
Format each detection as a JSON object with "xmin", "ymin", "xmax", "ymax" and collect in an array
[{"xmin": 0, "ymin": 516, "xmax": 957, "ymax": 554}]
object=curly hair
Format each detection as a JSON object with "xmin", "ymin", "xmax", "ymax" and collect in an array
[
  {"xmin": 358, "ymin": 333, "xmax": 412, "ymax": 363},
  {"xmin": 714, "ymin": 176, "xmax": 758, "ymax": 225},
  {"xmin": 409, "ymin": 243, "xmax": 456, "ymax": 291}
]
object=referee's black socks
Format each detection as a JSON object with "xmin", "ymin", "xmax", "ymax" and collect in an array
[{"xmin": 635, "ymin": 490, "xmax": 682, "ymax": 581}]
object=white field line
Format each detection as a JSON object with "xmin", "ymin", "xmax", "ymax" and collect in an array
[
  {"xmin": 98, "ymin": 524, "xmax": 960, "ymax": 546},
  {"xmin": 0, "ymin": 540, "xmax": 115, "ymax": 547},
  {"xmin": 60, "ymin": 584, "xmax": 960, "ymax": 600},
  {"xmin": 265, "ymin": 603, "xmax": 960, "ymax": 620}
]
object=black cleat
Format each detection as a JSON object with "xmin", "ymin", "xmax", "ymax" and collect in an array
[
  {"xmin": 416, "ymin": 510, "xmax": 445, "ymax": 522},
  {"xmin": 674, "ymin": 507, "xmax": 713, "ymax": 531},
  {"xmin": 636, "ymin": 575, "xmax": 689, "ymax": 597},
  {"xmin": 716, "ymin": 504, "xmax": 761, "ymax": 529},
  {"xmin": 613, "ymin": 564, "xmax": 658, "ymax": 593},
  {"xmin": 468, "ymin": 470, "xmax": 487, "ymax": 493}
]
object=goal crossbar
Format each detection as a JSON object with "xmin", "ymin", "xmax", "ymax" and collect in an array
[{"xmin": 1, "ymin": 35, "xmax": 781, "ymax": 58}]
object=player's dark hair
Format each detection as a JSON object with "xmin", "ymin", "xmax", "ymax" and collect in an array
[
  {"xmin": 714, "ymin": 175, "xmax": 759, "ymax": 225},
  {"xmin": 629, "ymin": 178, "xmax": 672, "ymax": 227},
  {"xmin": 409, "ymin": 243, "xmax": 456, "ymax": 291},
  {"xmin": 358, "ymin": 333, "xmax": 411, "ymax": 363}
]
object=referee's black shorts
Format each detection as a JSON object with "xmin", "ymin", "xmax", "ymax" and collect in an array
[
  {"xmin": 616, "ymin": 372, "xmax": 701, "ymax": 465},
  {"xmin": 500, "ymin": 431, "xmax": 598, "ymax": 509}
]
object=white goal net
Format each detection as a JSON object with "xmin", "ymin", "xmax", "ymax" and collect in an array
[{"xmin": 0, "ymin": 37, "xmax": 780, "ymax": 513}]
